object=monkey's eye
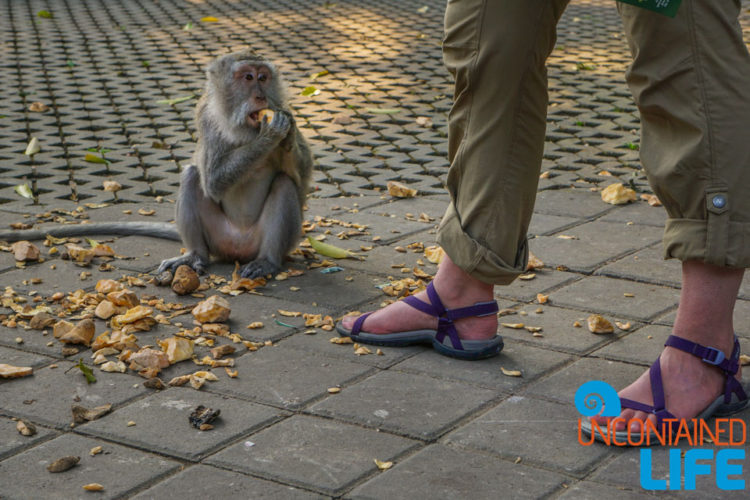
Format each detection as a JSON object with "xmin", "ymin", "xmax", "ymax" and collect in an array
[
  {"xmin": 244, "ymin": 74, "xmax": 254, "ymax": 81},
  {"xmin": 258, "ymin": 73, "xmax": 267, "ymax": 82}
]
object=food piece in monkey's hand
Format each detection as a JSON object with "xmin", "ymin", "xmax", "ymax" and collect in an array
[{"xmin": 258, "ymin": 108, "xmax": 274, "ymax": 123}]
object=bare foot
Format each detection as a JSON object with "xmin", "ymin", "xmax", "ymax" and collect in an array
[{"xmin": 339, "ymin": 254, "xmax": 497, "ymax": 340}]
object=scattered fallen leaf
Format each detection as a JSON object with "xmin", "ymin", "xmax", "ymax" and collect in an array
[
  {"xmin": 12, "ymin": 241, "xmax": 40, "ymax": 262},
  {"xmin": 525, "ymin": 326, "xmax": 543, "ymax": 333},
  {"xmin": 424, "ymin": 245, "xmax": 444, "ymax": 264},
  {"xmin": 47, "ymin": 456, "xmax": 79, "ymax": 473},
  {"xmin": 156, "ymin": 94, "xmax": 196, "ymax": 106},
  {"xmin": 102, "ymin": 180, "xmax": 121, "ymax": 192},
  {"xmin": 327, "ymin": 387, "xmax": 341, "ymax": 394},
  {"xmin": 623, "ymin": 292, "xmax": 635, "ymax": 298},
  {"xmin": 83, "ymin": 483, "xmax": 104, "ymax": 491},
  {"xmin": 640, "ymin": 193, "xmax": 662, "ymax": 207},
  {"xmin": 189, "ymin": 405, "xmax": 221, "ymax": 429},
  {"xmin": 84, "ymin": 153, "xmax": 108, "ymax": 164},
  {"xmin": 29, "ymin": 102, "xmax": 49, "ymax": 112},
  {"xmin": 501, "ymin": 323, "xmax": 525, "ymax": 329},
  {"xmin": 74, "ymin": 359, "xmax": 97, "ymax": 383},
  {"xmin": 200, "ymin": 16, "xmax": 218, "ymax": 22},
  {"xmin": 137, "ymin": 208, "xmax": 155, "ymax": 216},
  {"xmin": 374, "ymin": 458, "xmax": 393, "ymax": 470},
  {"xmin": 526, "ymin": 252, "xmax": 544, "ymax": 270},
  {"xmin": 536, "ymin": 293, "xmax": 549, "ymax": 304},
  {"xmin": 387, "ymin": 180, "xmax": 417, "ymax": 198},
  {"xmin": 16, "ymin": 419, "xmax": 37, "ymax": 436},
  {"xmin": 501, "ymin": 367, "xmax": 522, "ymax": 377},
  {"xmin": 192, "ymin": 295, "xmax": 231, "ymax": 323},
  {"xmin": 301, "ymin": 86, "xmax": 320, "ymax": 97},
  {"xmin": 247, "ymin": 322, "xmax": 264, "ymax": 329},
  {"xmin": 14, "ymin": 183, "xmax": 34, "ymax": 199},
  {"xmin": 601, "ymin": 183, "xmax": 637, "ymax": 205},
  {"xmin": 307, "ymin": 236, "xmax": 356, "ymax": 259},
  {"xmin": 587, "ymin": 314, "xmax": 614, "ymax": 334},
  {"xmin": 518, "ymin": 273, "xmax": 536, "ymax": 280},
  {"xmin": 172, "ymin": 265, "xmax": 200, "ymax": 295},
  {"xmin": 158, "ymin": 337, "xmax": 194, "ymax": 364},
  {"xmin": 90, "ymin": 446, "xmax": 103, "ymax": 456},
  {"xmin": 330, "ymin": 337, "xmax": 353, "ymax": 345},
  {"xmin": 71, "ymin": 404, "xmax": 111, "ymax": 423},
  {"xmin": 25, "ymin": 137, "xmax": 40, "ymax": 156},
  {"xmin": 739, "ymin": 354, "xmax": 750, "ymax": 366},
  {"xmin": 615, "ymin": 321, "xmax": 632, "ymax": 331}
]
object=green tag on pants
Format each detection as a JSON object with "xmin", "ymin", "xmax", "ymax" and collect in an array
[{"xmin": 616, "ymin": 0, "xmax": 682, "ymax": 18}]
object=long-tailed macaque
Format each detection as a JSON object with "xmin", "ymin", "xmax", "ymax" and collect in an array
[{"xmin": 0, "ymin": 51, "xmax": 313, "ymax": 280}]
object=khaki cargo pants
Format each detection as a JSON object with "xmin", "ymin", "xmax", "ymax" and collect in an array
[{"xmin": 437, "ymin": 0, "xmax": 750, "ymax": 285}]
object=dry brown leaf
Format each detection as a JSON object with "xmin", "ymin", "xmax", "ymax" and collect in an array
[
  {"xmin": 330, "ymin": 337, "xmax": 353, "ymax": 345},
  {"xmin": 246, "ymin": 322, "xmax": 264, "ymax": 329},
  {"xmin": 601, "ymin": 183, "xmax": 637, "ymax": 205},
  {"xmin": 327, "ymin": 387, "xmax": 341, "ymax": 394},
  {"xmin": 0, "ymin": 364, "xmax": 33, "ymax": 379},
  {"xmin": 102, "ymin": 180, "xmax": 121, "ymax": 192},
  {"xmin": 82, "ymin": 483, "xmax": 104, "ymax": 491},
  {"xmin": 158, "ymin": 337, "xmax": 194, "ymax": 364},
  {"xmin": 526, "ymin": 252, "xmax": 544, "ymax": 271},
  {"xmin": 587, "ymin": 314, "xmax": 614, "ymax": 334},
  {"xmin": 739, "ymin": 354, "xmax": 750, "ymax": 366},
  {"xmin": 615, "ymin": 321, "xmax": 632, "ymax": 331},
  {"xmin": 387, "ymin": 180, "xmax": 417, "ymax": 198},
  {"xmin": 518, "ymin": 273, "xmax": 536, "ymax": 281},
  {"xmin": 59, "ymin": 319, "xmax": 96, "ymax": 346},
  {"xmin": 374, "ymin": 458, "xmax": 394, "ymax": 470},
  {"xmin": 192, "ymin": 295, "xmax": 231, "ymax": 323},
  {"xmin": 501, "ymin": 367, "xmax": 522, "ymax": 377},
  {"xmin": 278, "ymin": 309, "xmax": 302, "ymax": 317},
  {"xmin": 424, "ymin": 245, "xmax": 444, "ymax": 264},
  {"xmin": 28, "ymin": 101, "xmax": 49, "ymax": 112},
  {"xmin": 536, "ymin": 293, "xmax": 549, "ymax": 304},
  {"xmin": 137, "ymin": 208, "xmax": 155, "ymax": 216},
  {"xmin": 640, "ymin": 193, "xmax": 662, "ymax": 207},
  {"xmin": 501, "ymin": 323, "xmax": 525, "ymax": 329}
]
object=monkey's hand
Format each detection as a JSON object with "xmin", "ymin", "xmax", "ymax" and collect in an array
[
  {"xmin": 258, "ymin": 109, "xmax": 291, "ymax": 146},
  {"xmin": 158, "ymin": 251, "xmax": 208, "ymax": 275},
  {"xmin": 239, "ymin": 258, "xmax": 279, "ymax": 280}
]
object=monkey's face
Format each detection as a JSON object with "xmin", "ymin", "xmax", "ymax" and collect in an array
[{"xmin": 231, "ymin": 63, "xmax": 274, "ymax": 129}]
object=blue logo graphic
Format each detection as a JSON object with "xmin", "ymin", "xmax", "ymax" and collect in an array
[{"xmin": 574, "ymin": 380, "xmax": 621, "ymax": 417}]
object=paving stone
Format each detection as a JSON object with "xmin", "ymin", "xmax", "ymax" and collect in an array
[
  {"xmin": 0, "ymin": 360, "xmax": 149, "ymax": 429},
  {"xmin": 590, "ymin": 444, "xmax": 750, "ymax": 497},
  {"xmin": 132, "ymin": 464, "xmax": 324, "ymax": 499},
  {"xmin": 528, "ymin": 212, "xmax": 582, "ymax": 237},
  {"xmin": 596, "ymin": 244, "xmax": 682, "ymax": 288},
  {"xmin": 207, "ymin": 344, "xmax": 373, "ymax": 410},
  {"xmin": 339, "ymin": 232, "xmax": 441, "ymax": 278},
  {"xmin": 309, "ymin": 370, "xmax": 498, "ymax": 440},
  {"xmin": 260, "ymin": 269, "xmax": 383, "ymax": 310},
  {"xmin": 280, "ymin": 329, "xmax": 423, "ymax": 369},
  {"xmin": 0, "ymin": 344, "xmax": 57, "ymax": 368},
  {"xmin": 349, "ymin": 444, "xmax": 566, "ymax": 500},
  {"xmin": 0, "ymin": 258, "xmax": 129, "ymax": 295},
  {"xmin": 525, "ymin": 357, "xmax": 648, "ymax": 404},
  {"xmin": 496, "ymin": 304, "xmax": 636, "ymax": 354},
  {"xmin": 445, "ymin": 395, "xmax": 611, "ymax": 477},
  {"xmin": 0, "ymin": 415, "xmax": 58, "ymax": 461},
  {"xmin": 394, "ymin": 339, "xmax": 573, "ymax": 392},
  {"xmin": 590, "ymin": 324, "xmax": 675, "ymax": 364},
  {"xmin": 533, "ymin": 188, "xmax": 614, "ymax": 219},
  {"xmin": 496, "ymin": 268, "xmax": 580, "ymax": 303},
  {"xmin": 105, "ymin": 235, "xmax": 183, "ymax": 273},
  {"xmin": 558, "ymin": 480, "xmax": 669, "ymax": 499},
  {"xmin": 598, "ymin": 200, "xmax": 668, "ymax": 227},
  {"xmin": 0, "ymin": 432, "xmax": 180, "ymax": 500},
  {"xmin": 77, "ymin": 387, "xmax": 282, "ymax": 461},
  {"xmin": 207, "ymin": 415, "xmax": 418, "ymax": 496},
  {"xmin": 528, "ymin": 220, "xmax": 662, "ymax": 273},
  {"xmin": 550, "ymin": 276, "xmax": 679, "ymax": 322}
]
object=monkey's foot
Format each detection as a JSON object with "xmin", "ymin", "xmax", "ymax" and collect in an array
[
  {"xmin": 240, "ymin": 258, "xmax": 278, "ymax": 279},
  {"xmin": 157, "ymin": 252, "xmax": 208, "ymax": 275}
]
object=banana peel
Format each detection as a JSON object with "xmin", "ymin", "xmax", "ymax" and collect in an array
[{"xmin": 307, "ymin": 236, "xmax": 360, "ymax": 260}]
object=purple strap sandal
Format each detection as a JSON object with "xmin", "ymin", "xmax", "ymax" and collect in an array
[
  {"xmin": 583, "ymin": 334, "xmax": 749, "ymax": 444},
  {"xmin": 335, "ymin": 281, "xmax": 503, "ymax": 360}
]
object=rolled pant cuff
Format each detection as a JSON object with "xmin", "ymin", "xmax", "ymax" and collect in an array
[
  {"xmin": 437, "ymin": 206, "xmax": 528, "ymax": 286},
  {"xmin": 663, "ymin": 218, "xmax": 750, "ymax": 268}
]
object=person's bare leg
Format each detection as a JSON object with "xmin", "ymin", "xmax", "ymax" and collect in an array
[
  {"xmin": 600, "ymin": 260, "xmax": 744, "ymax": 431},
  {"xmin": 340, "ymin": 254, "xmax": 497, "ymax": 341}
]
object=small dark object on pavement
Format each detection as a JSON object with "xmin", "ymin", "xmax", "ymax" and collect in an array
[{"xmin": 189, "ymin": 405, "xmax": 220, "ymax": 429}]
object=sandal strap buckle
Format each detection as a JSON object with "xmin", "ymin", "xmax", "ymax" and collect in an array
[{"xmin": 701, "ymin": 346, "xmax": 726, "ymax": 366}]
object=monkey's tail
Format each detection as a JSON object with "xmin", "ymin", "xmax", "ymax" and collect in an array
[{"xmin": 0, "ymin": 222, "xmax": 181, "ymax": 243}]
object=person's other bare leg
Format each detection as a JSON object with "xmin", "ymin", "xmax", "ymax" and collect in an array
[
  {"xmin": 603, "ymin": 260, "xmax": 744, "ymax": 431},
  {"xmin": 339, "ymin": 254, "xmax": 497, "ymax": 340}
]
